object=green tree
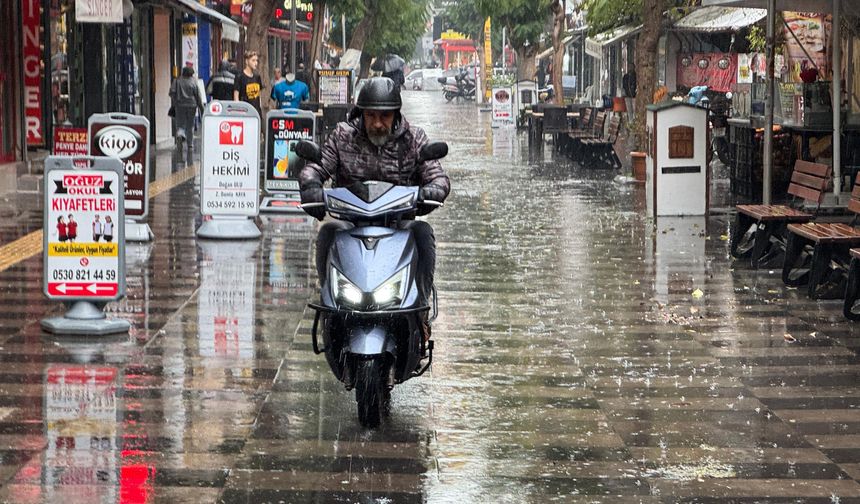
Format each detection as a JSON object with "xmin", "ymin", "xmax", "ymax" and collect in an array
[
  {"xmin": 444, "ymin": 0, "xmax": 551, "ymax": 80},
  {"xmin": 581, "ymin": 0, "xmax": 643, "ymax": 36},
  {"xmin": 334, "ymin": 0, "xmax": 430, "ymax": 77}
]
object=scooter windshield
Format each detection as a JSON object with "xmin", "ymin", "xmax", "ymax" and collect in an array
[{"xmin": 325, "ymin": 181, "xmax": 418, "ymax": 221}]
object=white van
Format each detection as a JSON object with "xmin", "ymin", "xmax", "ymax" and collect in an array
[{"xmin": 405, "ymin": 68, "xmax": 445, "ymax": 91}]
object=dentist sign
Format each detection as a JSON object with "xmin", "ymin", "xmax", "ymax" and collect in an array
[{"xmin": 200, "ymin": 101, "xmax": 260, "ymax": 217}]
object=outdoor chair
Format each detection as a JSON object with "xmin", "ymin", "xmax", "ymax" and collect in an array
[
  {"xmin": 732, "ymin": 160, "xmax": 831, "ymax": 269},
  {"xmin": 783, "ymin": 172, "xmax": 860, "ymax": 299}
]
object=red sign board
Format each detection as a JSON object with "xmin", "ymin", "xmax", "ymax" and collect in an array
[
  {"xmin": 219, "ymin": 121, "xmax": 244, "ymax": 145},
  {"xmin": 47, "ymin": 282, "xmax": 119, "ymax": 297},
  {"xmin": 22, "ymin": 0, "xmax": 43, "ymax": 146},
  {"xmin": 53, "ymin": 127, "xmax": 89, "ymax": 156}
]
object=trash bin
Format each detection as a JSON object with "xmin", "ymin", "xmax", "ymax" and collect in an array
[{"xmin": 645, "ymin": 101, "xmax": 710, "ymax": 216}]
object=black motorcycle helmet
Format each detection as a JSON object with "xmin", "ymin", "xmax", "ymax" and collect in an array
[{"xmin": 356, "ymin": 77, "xmax": 402, "ymax": 111}]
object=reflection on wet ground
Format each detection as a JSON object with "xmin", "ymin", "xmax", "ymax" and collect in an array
[{"xmin": 1, "ymin": 92, "xmax": 860, "ymax": 502}]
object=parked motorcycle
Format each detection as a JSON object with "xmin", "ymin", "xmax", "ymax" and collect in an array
[
  {"xmin": 296, "ymin": 140, "xmax": 448, "ymax": 428},
  {"xmin": 437, "ymin": 72, "xmax": 476, "ymax": 102}
]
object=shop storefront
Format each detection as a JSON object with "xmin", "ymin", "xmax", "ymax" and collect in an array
[{"xmin": 434, "ymin": 30, "xmax": 477, "ymax": 70}]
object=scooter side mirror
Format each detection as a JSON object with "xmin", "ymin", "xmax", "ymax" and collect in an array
[
  {"xmin": 295, "ymin": 140, "xmax": 322, "ymax": 164},
  {"xmin": 418, "ymin": 142, "xmax": 448, "ymax": 163}
]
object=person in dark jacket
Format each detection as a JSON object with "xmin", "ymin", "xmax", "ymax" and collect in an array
[
  {"xmin": 207, "ymin": 60, "xmax": 236, "ymax": 101},
  {"xmin": 300, "ymin": 77, "xmax": 450, "ymax": 340},
  {"xmin": 170, "ymin": 65, "xmax": 204, "ymax": 163}
]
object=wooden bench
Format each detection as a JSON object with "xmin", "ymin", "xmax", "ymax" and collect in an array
[
  {"xmin": 783, "ymin": 172, "xmax": 860, "ymax": 299},
  {"xmin": 731, "ymin": 160, "xmax": 831, "ymax": 268},
  {"xmin": 578, "ymin": 115, "xmax": 622, "ymax": 169},
  {"xmin": 566, "ymin": 111, "xmax": 606, "ymax": 159}
]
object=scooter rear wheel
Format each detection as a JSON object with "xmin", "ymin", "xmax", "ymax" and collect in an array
[
  {"xmin": 444, "ymin": 91, "xmax": 455, "ymax": 102},
  {"xmin": 355, "ymin": 358, "xmax": 387, "ymax": 428}
]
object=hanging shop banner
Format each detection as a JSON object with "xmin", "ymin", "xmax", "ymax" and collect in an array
[
  {"xmin": 484, "ymin": 18, "xmax": 492, "ymax": 102},
  {"xmin": 75, "ymin": 0, "xmax": 123, "ymax": 23},
  {"xmin": 200, "ymin": 101, "xmax": 260, "ymax": 217},
  {"xmin": 676, "ymin": 53, "xmax": 737, "ymax": 93},
  {"xmin": 783, "ymin": 12, "xmax": 830, "ymax": 82},
  {"xmin": 88, "ymin": 113, "xmax": 150, "ymax": 219},
  {"xmin": 43, "ymin": 156, "xmax": 125, "ymax": 302},
  {"xmin": 265, "ymin": 109, "xmax": 316, "ymax": 193},
  {"xmin": 181, "ymin": 20, "xmax": 198, "ymax": 71},
  {"xmin": 23, "ymin": 0, "xmax": 44, "ymax": 146},
  {"xmin": 114, "ymin": 19, "xmax": 136, "ymax": 113},
  {"xmin": 53, "ymin": 128, "xmax": 88, "ymax": 157},
  {"xmin": 491, "ymin": 87, "xmax": 514, "ymax": 127},
  {"xmin": 317, "ymin": 69, "xmax": 353, "ymax": 105}
]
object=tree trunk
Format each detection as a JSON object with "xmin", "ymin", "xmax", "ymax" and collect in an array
[
  {"xmin": 308, "ymin": 0, "xmax": 327, "ymax": 100},
  {"xmin": 550, "ymin": 0, "xmax": 565, "ymax": 104},
  {"xmin": 358, "ymin": 51, "xmax": 372, "ymax": 79},
  {"xmin": 348, "ymin": 0, "xmax": 376, "ymax": 50},
  {"xmin": 245, "ymin": 0, "xmax": 276, "ymax": 116},
  {"xmin": 633, "ymin": 0, "xmax": 662, "ymax": 150},
  {"xmin": 516, "ymin": 45, "xmax": 538, "ymax": 81}
]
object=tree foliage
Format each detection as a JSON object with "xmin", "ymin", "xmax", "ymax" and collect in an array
[
  {"xmin": 581, "ymin": 0, "xmax": 643, "ymax": 37},
  {"xmin": 442, "ymin": 0, "xmax": 550, "ymax": 79},
  {"xmin": 334, "ymin": 0, "xmax": 430, "ymax": 60}
]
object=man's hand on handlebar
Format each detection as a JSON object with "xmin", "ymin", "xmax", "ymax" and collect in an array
[{"xmin": 300, "ymin": 185, "xmax": 326, "ymax": 221}]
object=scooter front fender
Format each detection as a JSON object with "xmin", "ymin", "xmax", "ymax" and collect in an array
[{"xmin": 348, "ymin": 325, "xmax": 396, "ymax": 356}]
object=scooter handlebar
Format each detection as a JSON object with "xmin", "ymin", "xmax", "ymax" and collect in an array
[{"xmin": 300, "ymin": 202, "xmax": 326, "ymax": 209}]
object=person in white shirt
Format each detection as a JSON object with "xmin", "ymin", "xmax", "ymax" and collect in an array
[
  {"xmin": 92, "ymin": 215, "xmax": 103, "ymax": 242},
  {"xmin": 103, "ymin": 216, "xmax": 114, "ymax": 243}
]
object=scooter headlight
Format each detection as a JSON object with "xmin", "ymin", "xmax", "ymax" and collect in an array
[
  {"xmin": 372, "ymin": 267, "xmax": 409, "ymax": 307},
  {"xmin": 331, "ymin": 268, "xmax": 364, "ymax": 307}
]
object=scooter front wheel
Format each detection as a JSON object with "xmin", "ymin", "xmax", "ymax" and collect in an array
[{"xmin": 355, "ymin": 357, "xmax": 388, "ymax": 428}]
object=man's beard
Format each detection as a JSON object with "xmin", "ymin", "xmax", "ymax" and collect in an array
[{"xmin": 368, "ymin": 131, "xmax": 389, "ymax": 146}]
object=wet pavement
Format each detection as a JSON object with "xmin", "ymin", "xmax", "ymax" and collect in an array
[{"xmin": 1, "ymin": 92, "xmax": 860, "ymax": 502}]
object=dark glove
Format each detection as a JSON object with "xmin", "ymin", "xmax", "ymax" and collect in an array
[
  {"xmin": 300, "ymin": 184, "xmax": 326, "ymax": 220},
  {"xmin": 419, "ymin": 185, "xmax": 446, "ymax": 203},
  {"xmin": 418, "ymin": 185, "xmax": 445, "ymax": 216}
]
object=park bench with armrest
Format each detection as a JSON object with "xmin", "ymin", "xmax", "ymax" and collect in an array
[
  {"xmin": 783, "ymin": 172, "xmax": 860, "ymax": 299},
  {"xmin": 731, "ymin": 160, "xmax": 831, "ymax": 268}
]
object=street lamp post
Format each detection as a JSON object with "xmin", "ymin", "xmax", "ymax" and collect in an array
[{"xmin": 290, "ymin": 0, "xmax": 297, "ymax": 73}]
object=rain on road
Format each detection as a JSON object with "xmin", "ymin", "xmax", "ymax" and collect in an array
[{"xmin": 0, "ymin": 91, "xmax": 859, "ymax": 502}]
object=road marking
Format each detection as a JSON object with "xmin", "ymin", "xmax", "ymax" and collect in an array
[{"xmin": 0, "ymin": 163, "xmax": 198, "ymax": 273}]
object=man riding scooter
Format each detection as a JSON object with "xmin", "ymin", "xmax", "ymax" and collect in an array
[{"xmin": 299, "ymin": 77, "xmax": 451, "ymax": 341}]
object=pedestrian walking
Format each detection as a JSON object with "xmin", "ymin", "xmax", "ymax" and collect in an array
[
  {"xmin": 57, "ymin": 216, "xmax": 67, "ymax": 243},
  {"xmin": 234, "ymin": 51, "xmax": 263, "ymax": 117},
  {"xmin": 92, "ymin": 215, "xmax": 103, "ymax": 242},
  {"xmin": 207, "ymin": 60, "xmax": 236, "ymax": 101},
  {"xmin": 103, "ymin": 216, "xmax": 114, "ymax": 243},
  {"xmin": 67, "ymin": 214, "xmax": 77, "ymax": 242},
  {"xmin": 170, "ymin": 65, "xmax": 204, "ymax": 164}
]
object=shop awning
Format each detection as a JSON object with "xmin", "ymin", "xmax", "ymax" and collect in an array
[
  {"xmin": 173, "ymin": 0, "xmax": 241, "ymax": 42},
  {"xmin": 268, "ymin": 26, "xmax": 311, "ymax": 42},
  {"xmin": 537, "ymin": 35, "xmax": 574, "ymax": 61},
  {"xmin": 585, "ymin": 24, "xmax": 641, "ymax": 59},
  {"xmin": 673, "ymin": 6, "xmax": 766, "ymax": 32},
  {"xmin": 702, "ymin": 0, "xmax": 858, "ymax": 14}
]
